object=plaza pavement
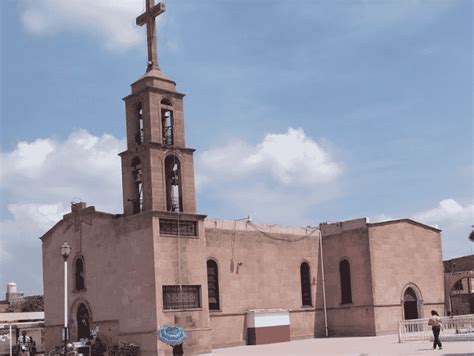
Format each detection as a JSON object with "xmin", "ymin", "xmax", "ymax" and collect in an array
[{"xmin": 200, "ymin": 334, "xmax": 473, "ymax": 355}]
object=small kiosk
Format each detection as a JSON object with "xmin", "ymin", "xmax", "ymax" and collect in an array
[{"xmin": 246, "ymin": 309, "xmax": 290, "ymax": 345}]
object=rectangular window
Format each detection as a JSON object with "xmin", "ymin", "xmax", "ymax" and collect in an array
[
  {"xmin": 159, "ymin": 219, "xmax": 197, "ymax": 237},
  {"xmin": 162, "ymin": 285, "xmax": 201, "ymax": 310}
]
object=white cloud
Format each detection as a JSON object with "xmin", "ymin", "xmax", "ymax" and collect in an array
[
  {"xmin": 414, "ymin": 199, "xmax": 474, "ymax": 258},
  {"xmin": 1, "ymin": 129, "xmax": 125, "ymax": 211},
  {"xmin": 197, "ymin": 128, "xmax": 343, "ymax": 187},
  {"xmin": 0, "ymin": 138, "xmax": 55, "ymax": 179},
  {"xmin": 19, "ymin": 0, "xmax": 155, "ymax": 51},
  {"xmin": 413, "ymin": 199, "xmax": 473, "ymax": 225},
  {"xmin": 1, "ymin": 203, "xmax": 65, "ymax": 243},
  {"xmin": 0, "ymin": 129, "xmax": 125, "ymax": 294},
  {"xmin": 371, "ymin": 213, "xmax": 394, "ymax": 223},
  {"xmin": 196, "ymin": 128, "xmax": 343, "ymax": 225},
  {"xmin": 9, "ymin": 203, "xmax": 65, "ymax": 231},
  {"xmin": 372, "ymin": 199, "xmax": 474, "ymax": 259}
]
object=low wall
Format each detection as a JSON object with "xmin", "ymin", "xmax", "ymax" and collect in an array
[
  {"xmin": 326, "ymin": 306, "xmax": 375, "ymax": 336},
  {"xmin": 210, "ymin": 309, "xmax": 318, "ymax": 349},
  {"xmin": 289, "ymin": 309, "xmax": 316, "ymax": 339},
  {"xmin": 210, "ymin": 313, "xmax": 246, "ymax": 348}
]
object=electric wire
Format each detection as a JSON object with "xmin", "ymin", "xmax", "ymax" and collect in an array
[{"xmin": 246, "ymin": 222, "xmax": 319, "ymax": 242}]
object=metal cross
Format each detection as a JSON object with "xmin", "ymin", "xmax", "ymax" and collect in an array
[{"xmin": 136, "ymin": 0, "xmax": 166, "ymax": 71}]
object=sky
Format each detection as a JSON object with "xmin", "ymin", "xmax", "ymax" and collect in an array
[{"xmin": 0, "ymin": 0, "xmax": 472, "ymax": 295}]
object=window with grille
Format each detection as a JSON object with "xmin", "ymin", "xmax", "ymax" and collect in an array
[
  {"xmin": 159, "ymin": 219, "xmax": 197, "ymax": 237},
  {"xmin": 162, "ymin": 285, "xmax": 201, "ymax": 310}
]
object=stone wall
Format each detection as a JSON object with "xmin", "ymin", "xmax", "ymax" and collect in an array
[{"xmin": 444, "ymin": 255, "xmax": 474, "ymax": 273}]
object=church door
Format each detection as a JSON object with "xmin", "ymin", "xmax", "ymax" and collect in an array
[
  {"xmin": 77, "ymin": 303, "xmax": 91, "ymax": 341},
  {"xmin": 403, "ymin": 288, "xmax": 419, "ymax": 320}
]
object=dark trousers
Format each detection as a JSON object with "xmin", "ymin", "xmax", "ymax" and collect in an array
[
  {"xmin": 432, "ymin": 326, "xmax": 442, "ymax": 349},
  {"xmin": 172, "ymin": 344, "xmax": 183, "ymax": 356}
]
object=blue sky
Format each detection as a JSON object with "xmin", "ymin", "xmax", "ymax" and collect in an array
[{"xmin": 0, "ymin": 0, "xmax": 472, "ymax": 295}]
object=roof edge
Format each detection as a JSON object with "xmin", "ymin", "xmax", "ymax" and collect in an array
[{"xmin": 367, "ymin": 218, "xmax": 441, "ymax": 232}]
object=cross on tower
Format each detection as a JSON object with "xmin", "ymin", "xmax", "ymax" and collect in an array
[{"xmin": 136, "ymin": 0, "xmax": 166, "ymax": 71}]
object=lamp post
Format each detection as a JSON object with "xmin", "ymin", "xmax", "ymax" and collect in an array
[{"xmin": 60, "ymin": 242, "xmax": 71, "ymax": 355}]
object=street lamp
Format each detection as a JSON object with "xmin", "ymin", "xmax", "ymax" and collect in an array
[{"xmin": 60, "ymin": 242, "xmax": 71, "ymax": 355}]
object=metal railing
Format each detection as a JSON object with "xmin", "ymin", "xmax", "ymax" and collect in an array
[{"xmin": 398, "ymin": 314, "xmax": 474, "ymax": 343}]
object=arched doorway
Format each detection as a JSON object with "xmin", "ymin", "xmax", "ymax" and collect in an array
[
  {"xmin": 403, "ymin": 287, "xmax": 419, "ymax": 320},
  {"xmin": 77, "ymin": 303, "xmax": 91, "ymax": 341},
  {"xmin": 450, "ymin": 277, "xmax": 474, "ymax": 315}
]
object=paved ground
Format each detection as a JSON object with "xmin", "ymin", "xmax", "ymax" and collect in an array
[{"xmin": 200, "ymin": 334, "xmax": 473, "ymax": 355}]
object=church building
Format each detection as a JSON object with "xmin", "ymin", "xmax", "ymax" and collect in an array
[{"xmin": 40, "ymin": 2, "xmax": 445, "ymax": 355}]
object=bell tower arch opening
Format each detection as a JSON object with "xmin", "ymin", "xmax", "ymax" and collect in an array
[
  {"xmin": 135, "ymin": 102, "xmax": 144, "ymax": 145},
  {"xmin": 161, "ymin": 98, "xmax": 174, "ymax": 146},
  {"xmin": 131, "ymin": 157, "xmax": 144, "ymax": 214},
  {"xmin": 165, "ymin": 155, "xmax": 183, "ymax": 212}
]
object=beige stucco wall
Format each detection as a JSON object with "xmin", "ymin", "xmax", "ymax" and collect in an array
[
  {"xmin": 152, "ymin": 215, "xmax": 212, "ymax": 355},
  {"xmin": 42, "ymin": 207, "xmax": 158, "ymax": 355},
  {"xmin": 204, "ymin": 220, "xmax": 320, "ymax": 347},
  {"xmin": 42, "ymin": 209, "xmax": 447, "ymax": 354},
  {"xmin": 209, "ymin": 313, "xmax": 246, "ymax": 348},
  {"xmin": 319, "ymin": 220, "xmax": 376, "ymax": 336},
  {"xmin": 368, "ymin": 221, "xmax": 445, "ymax": 334}
]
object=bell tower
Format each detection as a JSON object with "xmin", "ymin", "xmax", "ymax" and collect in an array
[{"xmin": 119, "ymin": 1, "xmax": 197, "ymax": 216}]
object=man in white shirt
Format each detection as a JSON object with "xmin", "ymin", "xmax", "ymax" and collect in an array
[{"xmin": 17, "ymin": 330, "xmax": 32, "ymax": 355}]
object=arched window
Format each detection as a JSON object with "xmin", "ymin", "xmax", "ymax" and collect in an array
[
  {"xmin": 75, "ymin": 257, "xmax": 85, "ymax": 291},
  {"xmin": 207, "ymin": 260, "xmax": 220, "ymax": 310},
  {"xmin": 131, "ymin": 157, "xmax": 143, "ymax": 213},
  {"xmin": 300, "ymin": 262, "xmax": 312, "ymax": 306},
  {"xmin": 165, "ymin": 155, "xmax": 182, "ymax": 212},
  {"xmin": 450, "ymin": 277, "xmax": 474, "ymax": 315},
  {"xmin": 339, "ymin": 259, "xmax": 352, "ymax": 304},
  {"xmin": 453, "ymin": 279, "xmax": 464, "ymax": 291},
  {"xmin": 161, "ymin": 98, "xmax": 173, "ymax": 146},
  {"xmin": 135, "ymin": 102, "xmax": 144, "ymax": 145}
]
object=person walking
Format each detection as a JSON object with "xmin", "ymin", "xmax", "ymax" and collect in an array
[
  {"xmin": 17, "ymin": 330, "xmax": 32, "ymax": 356},
  {"xmin": 428, "ymin": 310, "xmax": 443, "ymax": 350}
]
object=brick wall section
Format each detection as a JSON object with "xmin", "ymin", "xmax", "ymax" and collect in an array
[{"xmin": 444, "ymin": 255, "xmax": 474, "ymax": 273}]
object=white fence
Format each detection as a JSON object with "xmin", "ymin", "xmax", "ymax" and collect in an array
[{"xmin": 398, "ymin": 314, "xmax": 474, "ymax": 343}]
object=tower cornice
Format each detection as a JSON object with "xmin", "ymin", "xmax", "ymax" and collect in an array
[
  {"xmin": 118, "ymin": 145, "xmax": 196, "ymax": 157},
  {"xmin": 122, "ymin": 86, "xmax": 186, "ymax": 102}
]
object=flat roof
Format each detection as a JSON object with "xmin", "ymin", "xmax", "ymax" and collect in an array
[{"xmin": 0, "ymin": 312, "xmax": 44, "ymax": 323}]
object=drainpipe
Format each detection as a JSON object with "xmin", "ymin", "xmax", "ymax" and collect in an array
[
  {"xmin": 9, "ymin": 323, "xmax": 12, "ymax": 356},
  {"xmin": 319, "ymin": 229, "xmax": 328, "ymax": 337}
]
